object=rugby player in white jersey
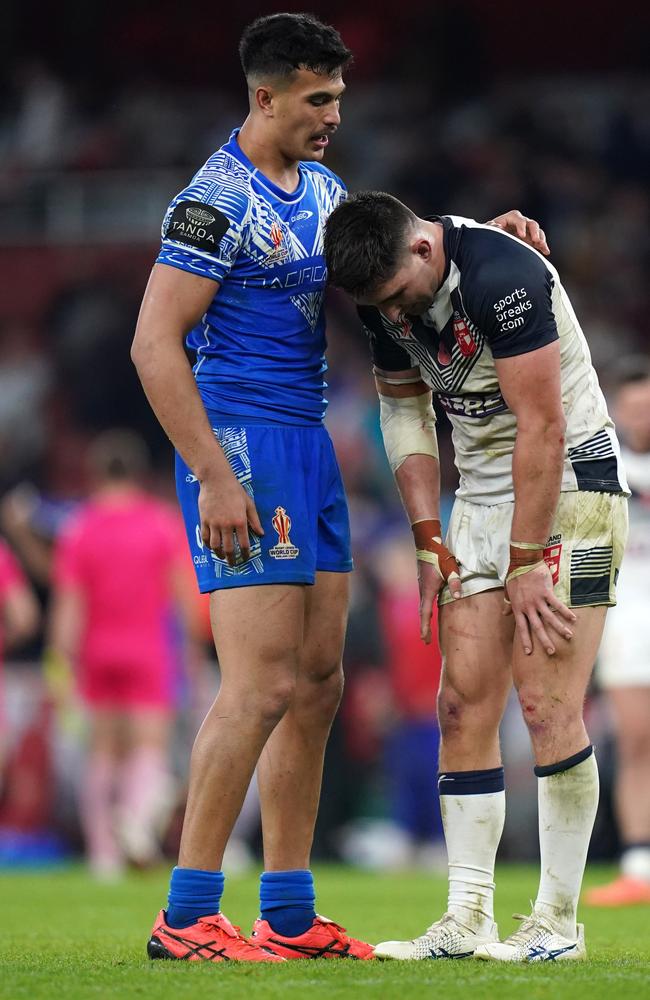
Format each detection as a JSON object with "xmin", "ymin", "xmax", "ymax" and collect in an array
[
  {"xmin": 133, "ymin": 12, "xmax": 550, "ymax": 962},
  {"xmin": 325, "ymin": 192, "xmax": 629, "ymax": 962},
  {"xmin": 584, "ymin": 359, "xmax": 650, "ymax": 907}
]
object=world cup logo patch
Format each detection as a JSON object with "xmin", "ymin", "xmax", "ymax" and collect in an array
[
  {"xmin": 269, "ymin": 506, "xmax": 300, "ymax": 559},
  {"xmin": 452, "ymin": 312, "xmax": 477, "ymax": 357}
]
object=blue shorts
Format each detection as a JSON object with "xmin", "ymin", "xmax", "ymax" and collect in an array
[{"xmin": 176, "ymin": 421, "xmax": 353, "ymax": 592}]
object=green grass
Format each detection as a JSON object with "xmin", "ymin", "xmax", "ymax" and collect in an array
[{"xmin": 1, "ymin": 864, "xmax": 648, "ymax": 999}]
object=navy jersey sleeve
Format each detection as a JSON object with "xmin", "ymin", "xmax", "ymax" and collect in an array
[
  {"xmin": 460, "ymin": 233, "xmax": 558, "ymax": 358},
  {"xmin": 357, "ymin": 306, "xmax": 415, "ymax": 371},
  {"xmin": 157, "ymin": 170, "xmax": 250, "ymax": 283}
]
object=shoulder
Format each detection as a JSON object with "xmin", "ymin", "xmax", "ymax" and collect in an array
[
  {"xmin": 168, "ymin": 149, "xmax": 253, "ymax": 225},
  {"xmin": 448, "ymin": 219, "xmax": 555, "ymax": 293},
  {"xmin": 302, "ymin": 161, "xmax": 347, "ymax": 199}
]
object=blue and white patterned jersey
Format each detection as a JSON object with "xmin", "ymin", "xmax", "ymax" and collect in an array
[{"xmin": 157, "ymin": 129, "xmax": 346, "ymax": 424}]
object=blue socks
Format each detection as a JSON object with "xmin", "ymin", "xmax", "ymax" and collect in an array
[
  {"xmin": 165, "ymin": 866, "xmax": 316, "ymax": 936},
  {"xmin": 260, "ymin": 869, "xmax": 316, "ymax": 937},
  {"xmin": 166, "ymin": 867, "xmax": 225, "ymax": 929}
]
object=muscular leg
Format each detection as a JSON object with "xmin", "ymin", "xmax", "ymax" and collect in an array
[
  {"xmin": 178, "ymin": 584, "xmax": 305, "ymax": 871},
  {"xmin": 258, "ymin": 571, "xmax": 348, "ymax": 870},
  {"xmin": 436, "ymin": 590, "xmax": 514, "ymax": 933},
  {"xmin": 438, "ymin": 589, "xmax": 514, "ymax": 770},
  {"xmin": 513, "ymin": 605, "xmax": 606, "ymax": 936}
]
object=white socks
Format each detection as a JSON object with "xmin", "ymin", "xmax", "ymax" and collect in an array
[
  {"xmin": 621, "ymin": 845, "xmax": 650, "ymax": 882},
  {"xmin": 438, "ymin": 767, "xmax": 505, "ymax": 932},
  {"xmin": 534, "ymin": 746, "xmax": 599, "ymax": 938}
]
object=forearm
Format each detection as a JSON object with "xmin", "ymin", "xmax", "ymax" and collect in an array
[
  {"xmin": 510, "ymin": 421, "xmax": 565, "ymax": 544},
  {"xmin": 394, "ymin": 454, "xmax": 441, "ymax": 526},
  {"xmin": 132, "ymin": 333, "xmax": 232, "ymax": 482}
]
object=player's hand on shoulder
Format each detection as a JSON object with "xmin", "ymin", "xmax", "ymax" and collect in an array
[
  {"xmin": 487, "ymin": 210, "xmax": 550, "ymax": 256},
  {"xmin": 198, "ymin": 472, "xmax": 264, "ymax": 567},
  {"xmin": 504, "ymin": 562, "xmax": 575, "ymax": 657}
]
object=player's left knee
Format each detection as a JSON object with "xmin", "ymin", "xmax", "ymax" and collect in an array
[
  {"xmin": 517, "ymin": 682, "xmax": 582, "ymax": 737},
  {"xmin": 297, "ymin": 660, "xmax": 344, "ymax": 718}
]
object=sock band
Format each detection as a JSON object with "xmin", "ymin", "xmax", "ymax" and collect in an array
[
  {"xmin": 260, "ymin": 869, "xmax": 316, "ymax": 937},
  {"xmin": 534, "ymin": 744, "xmax": 593, "ymax": 778},
  {"xmin": 166, "ymin": 867, "xmax": 225, "ymax": 929},
  {"xmin": 438, "ymin": 766, "xmax": 505, "ymax": 795}
]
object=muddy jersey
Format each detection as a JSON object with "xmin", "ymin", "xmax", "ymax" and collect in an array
[
  {"xmin": 157, "ymin": 128, "xmax": 346, "ymax": 425},
  {"xmin": 360, "ymin": 216, "xmax": 628, "ymax": 503}
]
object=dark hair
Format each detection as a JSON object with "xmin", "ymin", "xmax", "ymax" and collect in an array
[
  {"xmin": 88, "ymin": 429, "xmax": 150, "ymax": 483},
  {"xmin": 324, "ymin": 191, "xmax": 417, "ymax": 297},
  {"xmin": 239, "ymin": 13, "xmax": 352, "ymax": 83}
]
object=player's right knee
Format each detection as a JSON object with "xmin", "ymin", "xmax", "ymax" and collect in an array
[
  {"xmin": 437, "ymin": 685, "xmax": 501, "ymax": 739},
  {"xmin": 249, "ymin": 679, "xmax": 296, "ymax": 728}
]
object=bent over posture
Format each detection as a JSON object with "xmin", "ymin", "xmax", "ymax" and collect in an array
[{"xmin": 325, "ymin": 192, "xmax": 629, "ymax": 962}]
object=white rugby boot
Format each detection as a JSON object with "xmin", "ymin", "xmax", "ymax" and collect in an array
[
  {"xmin": 374, "ymin": 912, "xmax": 499, "ymax": 960},
  {"xmin": 474, "ymin": 910, "xmax": 586, "ymax": 962}
]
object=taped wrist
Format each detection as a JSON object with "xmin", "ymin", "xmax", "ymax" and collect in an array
[
  {"xmin": 412, "ymin": 519, "xmax": 460, "ymax": 582},
  {"xmin": 506, "ymin": 543, "xmax": 545, "ymax": 585},
  {"xmin": 379, "ymin": 392, "xmax": 438, "ymax": 473}
]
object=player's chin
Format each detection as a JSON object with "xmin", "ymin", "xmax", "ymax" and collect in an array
[{"xmin": 301, "ymin": 144, "xmax": 327, "ymax": 161}]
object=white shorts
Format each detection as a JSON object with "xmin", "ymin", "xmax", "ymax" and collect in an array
[{"xmin": 439, "ymin": 490, "xmax": 628, "ymax": 609}]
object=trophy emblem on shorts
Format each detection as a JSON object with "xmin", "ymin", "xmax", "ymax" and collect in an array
[{"xmin": 269, "ymin": 506, "xmax": 300, "ymax": 559}]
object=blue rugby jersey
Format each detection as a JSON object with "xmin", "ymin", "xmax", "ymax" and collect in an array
[{"xmin": 156, "ymin": 129, "xmax": 346, "ymax": 424}]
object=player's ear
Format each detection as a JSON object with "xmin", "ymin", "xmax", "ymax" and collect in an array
[
  {"xmin": 254, "ymin": 85, "xmax": 275, "ymax": 116},
  {"xmin": 414, "ymin": 239, "xmax": 432, "ymax": 261}
]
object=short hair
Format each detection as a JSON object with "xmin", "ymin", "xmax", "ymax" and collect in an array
[
  {"xmin": 87, "ymin": 429, "xmax": 150, "ymax": 483},
  {"xmin": 324, "ymin": 192, "xmax": 417, "ymax": 298},
  {"xmin": 239, "ymin": 13, "xmax": 352, "ymax": 84}
]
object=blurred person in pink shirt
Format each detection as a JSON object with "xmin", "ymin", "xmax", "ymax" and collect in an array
[
  {"xmin": 0, "ymin": 536, "xmax": 40, "ymax": 773},
  {"xmin": 49, "ymin": 430, "xmax": 192, "ymax": 878}
]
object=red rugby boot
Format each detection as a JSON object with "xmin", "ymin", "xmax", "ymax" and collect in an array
[
  {"xmin": 584, "ymin": 875, "xmax": 650, "ymax": 907},
  {"xmin": 147, "ymin": 910, "xmax": 284, "ymax": 962},
  {"xmin": 250, "ymin": 914, "xmax": 374, "ymax": 960}
]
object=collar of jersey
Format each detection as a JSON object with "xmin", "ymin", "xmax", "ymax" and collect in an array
[{"xmin": 226, "ymin": 128, "xmax": 307, "ymax": 204}]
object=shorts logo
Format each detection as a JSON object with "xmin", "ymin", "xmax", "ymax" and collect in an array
[
  {"xmin": 543, "ymin": 542, "xmax": 562, "ymax": 585},
  {"xmin": 194, "ymin": 524, "xmax": 209, "ymax": 565},
  {"xmin": 452, "ymin": 312, "xmax": 477, "ymax": 357},
  {"xmin": 269, "ymin": 506, "xmax": 300, "ymax": 560}
]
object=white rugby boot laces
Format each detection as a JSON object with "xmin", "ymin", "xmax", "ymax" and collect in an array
[
  {"xmin": 374, "ymin": 911, "xmax": 498, "ymax": 960},
  {"xmin": 474, "ymin": 909, "xmax": 586, "ymax": 962}
]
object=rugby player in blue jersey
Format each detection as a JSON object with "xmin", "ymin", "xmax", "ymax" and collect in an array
[{"xmin": 132, "ymin": 13, "xmax": 549, "ymax": 963}]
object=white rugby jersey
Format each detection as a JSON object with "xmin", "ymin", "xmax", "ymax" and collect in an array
[{"xmin": 360, "ymin": 216, "xmax": 629, "ymax": 504}]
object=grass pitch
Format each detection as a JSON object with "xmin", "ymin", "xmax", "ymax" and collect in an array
[{"xmin": 1, "ymin": 863, "xmax": 648, "ymax": 999}]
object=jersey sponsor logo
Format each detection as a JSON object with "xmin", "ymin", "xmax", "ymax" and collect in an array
[
  {"xmin": 452, "ymin": 312, "xmax": 477, "ymax": 357},
  {"xmin": 492, "ymin": 287, "xmax": 533, "ymax": 332},
  {"xmin": 165, "ymin": 200, "xmax": 230, "ymax": 253},
  {"xmin": 543, "ymin": 541, "xmax": 562, "ymax": 585},
  {"xmin": 436, "ymin": 390, "xmax": 508, "ymax": 418},
  {"xmin": 269, "ymin": 506, "xmax": 300, "ymax": 560},
  {"xmin": 261, "ymin": 264, "xmax": 326, "ymax": 290},
  {"xmin": 290, "ymin": 210, "xmax": 313, "ymax": 223}
]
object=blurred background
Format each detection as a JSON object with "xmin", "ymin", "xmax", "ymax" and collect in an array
[{"xmin": 0, "ymin": 0, "xmax": 648, "ymax": 875}]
